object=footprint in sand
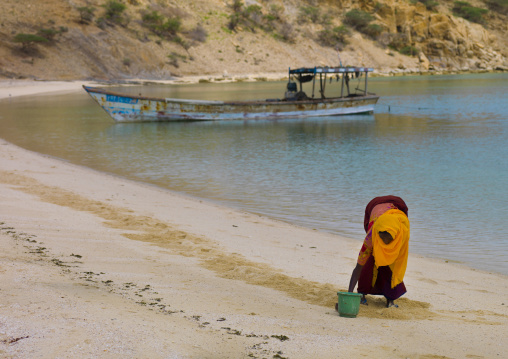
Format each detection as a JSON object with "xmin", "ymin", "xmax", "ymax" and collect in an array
[
  {"xmin": 446, "ymin": 279, "xmax": 469, "ymax": 285},
  {"xmin": 418, "ymin": 277, "xmax": 438, "ymax": 285}
]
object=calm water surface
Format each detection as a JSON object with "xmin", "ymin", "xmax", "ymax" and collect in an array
[{"xmin": 1, "ymin": 73, "xmax": 507, "ymax": 274}]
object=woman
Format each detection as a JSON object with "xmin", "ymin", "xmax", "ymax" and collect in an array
[{"xmin": 348, "ymin": 195, "xmax": 410, "ymax": 308}]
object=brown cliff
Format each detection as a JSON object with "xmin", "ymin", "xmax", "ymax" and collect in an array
[{"xmin": 0, "ymin": 0, "xmax": 506, "ymax": 81}]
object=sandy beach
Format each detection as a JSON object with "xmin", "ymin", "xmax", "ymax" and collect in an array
[{"xmin": 1, "ymin": 82, "xmax": 507, "ymax": 358}]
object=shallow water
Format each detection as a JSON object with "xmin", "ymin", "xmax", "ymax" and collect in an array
[{"xmin": 1, "ymin": 73, "xmax": 507, "ymax": 274}]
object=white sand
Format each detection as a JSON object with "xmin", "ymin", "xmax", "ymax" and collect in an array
[{"xmin": 1, "ymin": 82, "xmax": 507, "ymax": 358}]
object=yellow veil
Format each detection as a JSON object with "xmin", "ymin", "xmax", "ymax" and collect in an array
[{"xmin": 372, "ymin": 209, "xmax": 410, "ymax": 288}]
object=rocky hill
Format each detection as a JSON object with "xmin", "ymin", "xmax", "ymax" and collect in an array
[{"xmin": 0, "ymin": 0, "xmax": 506, "ymax": 81}]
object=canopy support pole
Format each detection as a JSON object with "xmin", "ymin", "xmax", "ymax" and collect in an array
[
  {"xmin": 323, "ymin": 73, "xmax": 327, "ymax": 98},
  {"xmin": 365, "ymin": 72, "xmax": 368, "ymax": 95},
  {"xmin": 319, "ymin": 73, "xmax": 324, "ymax": 99},
  {"xmin": 312, "ymin": 73, "xmax": 316, "ymax": 98},
  {"xmin": 340, "ymin": 73, "xmax": 345, "ymax": 98}
]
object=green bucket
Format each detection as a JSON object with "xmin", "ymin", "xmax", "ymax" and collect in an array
[{"xmin": 337, "ymin": 292, "xmax": 362, "ymax": 318}]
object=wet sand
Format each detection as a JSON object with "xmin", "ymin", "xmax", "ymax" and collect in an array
[{"xmin": 0, "ymin": 81, "xmax": 507, "ymax": 358}]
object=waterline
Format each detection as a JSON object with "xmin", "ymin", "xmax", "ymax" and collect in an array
[{"xmin": 1, "ymin": 73, "xmax": 507, "ymax": 275}]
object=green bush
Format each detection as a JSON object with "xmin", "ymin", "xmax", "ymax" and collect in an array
[
  {"xmin": 317, "ymin": 26, "xmax": 350, "ymax": 47},
  {"xmin": 13, "ymin": 33, "xmax": 49, "ymax": 51},
  {"xmin": 141, "ymin": 10, "xmax": 181, "ymax": 39},
  {"xmin": 103, "ymin": 0, "xmax": 127, "ymax": 24},
  {"xmin": 231, "ymin": 0, "xmax": 243, "ymax": 13},
  {"xmin": 226, "ymin": 0, "xmax": 293, "ymax": 40},
  {"xmin": 227, "ymin": 13, "xmax": 240, "ymax": 31},
  {"xmin": 297, "ymin": 6, "xmax": 321, "ymax": 24},
  {"xmin": 142, "ymin": 10, "xmax": 164, "ymax": 31},
  {"xmin": 399, "ymin": 46, "xmax": 419, "ymax": 56},
  {"xmin": 343, "ymin": 9, "xmax": 383, "ymax": 38},
  {"xmin": 244, "ymin": 4, "xmax": 262, "ymax": 17},
  {"xmin": 484, "ymin": 0, "xmax": 508, "ymax": 14},
  {"xmin": 77, "ymin": 6, "xmax": 96, "ymax": 24},
  {"xmin": 413, "ymin": 0, "xmax": 439, "ymax": 10},
  {"xmin": 364, "ymin": 24, "xmax": 383, "ymax": 39},
  {"xmin": 452, "ymin": 1, "xmax": 488, "ymax": 24},
  {"xmin": 36, "ymin": 27, "xmax": 67, "ymax": 42},
  {"xmin": 344, "ymin": 9, "xmax": 373, "ymax": 30},
  {"xmin": 161, "ymin": 17, "xmax": 181, "ymax": 36},
  {"xmin": 37, "ymin": 28, "xmax": 59, "ymax": 41},
  {"xmin": 228, "ymin": 0, "xmax": 243, "ymax": 30},
  {"xmin": 96, "ymin": 17, "xmax": 107, "ymax": 29},
  {"xmin": 296, "ymin": 5, "xmax": 331, "ymax": 25},
  {"xmin": 227, "ymin": 1, "xmax": 287, "ymax": 33}
]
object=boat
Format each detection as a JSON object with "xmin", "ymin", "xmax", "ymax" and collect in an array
[{"xmin": 83, "ymin": 66, "xmax": 379, "ymax": 122}]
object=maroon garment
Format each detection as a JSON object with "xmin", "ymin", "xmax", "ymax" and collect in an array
[
  {"xmin": 357, "ymin": 255, "xmax": 407, "ymax": 300},
  {"xmin": 364, "ymin": 195, "xmax": 409, "ymax": 233}
]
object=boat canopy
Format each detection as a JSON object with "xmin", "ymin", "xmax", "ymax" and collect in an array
[
  {"xmin": 285, "ymin": 66, "xmax": 375, "ymax": 100},
  {"xmin": 289, "ymin": 66, "xmax": 374, "ymax": 75}
]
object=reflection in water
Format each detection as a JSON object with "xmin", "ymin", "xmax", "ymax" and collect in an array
[{"xmin": 1, "ymin": 73, "xmax": 507, "ymax": 274}]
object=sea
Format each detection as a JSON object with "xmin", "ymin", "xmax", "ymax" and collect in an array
[{"xmin": 1, "ymin": 73, "xmax": 507, "ymax": 275}]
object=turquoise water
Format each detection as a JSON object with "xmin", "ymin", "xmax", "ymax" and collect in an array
[{"xmin": 1, "ymin": 73, "xmax": 507, "ymax": 274}]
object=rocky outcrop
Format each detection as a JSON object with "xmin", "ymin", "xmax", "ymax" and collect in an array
[{"xmin": 369, "ymin": 0, "xmax": 507, "ymax": 71}]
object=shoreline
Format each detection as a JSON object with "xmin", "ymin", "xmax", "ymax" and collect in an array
[
  {"xmin": 2, "ymin": 77, "xmax": 507, "ymax": 277},
  {"xmin": 1, "ymin": 78, "xmax": 507, "ymax": 279},
  {"xmin": 1, "ymin": 67, "xmax": 506, "ymax": 100},
  {"xmin": 1, "ymin": 82, "xmax": 508, "ymax": 358}
]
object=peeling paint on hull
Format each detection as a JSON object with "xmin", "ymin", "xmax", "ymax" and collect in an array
[{"xmin": 83, "ymin": 85, "xmax": 379, "ymax": 123}]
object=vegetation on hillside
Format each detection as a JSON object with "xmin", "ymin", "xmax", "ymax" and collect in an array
[
  {"xmin": 317, "ymin": 26, "xmax": 350, "ymax": 48},
  {"xmin": 102, "ymin": 0, "xmax": 128, "ymax": 26},
  {"xmin": 484, "ymin": 0, "xmax": 508, "ymax": 14},
  {"xmin": 77, "ymin": 6, "xmax": 96, "ymax": 24},
  {"xmin": 453, "ymin": 1, "xmax": 489, "ymax": 24},
  {"xmin": 413, "ymin": 0, "xmax": 440, "ymax": 11},
  {"xmin": 227, "ymin": 0, "xmax": 296, "ymax": 43},
  {"xmin": 12, "ymin": 23, "xmax": 67, "ymax": 55},
  {"xmin": 343, "ymin": 9, "xmax": 383, "ymax": 39},
  {"xmin": 141, "ymin": 10, "xmax": 182, "ymax": 40},
  {"xmin": 5, "ymin": 0, "xmax": 507, "ymax": 77},
  {"xmin": 13, "ymin": 34, "xmax": 49, "ymax": 52},
  {"xmin": 10, "ymin": 0, "xmax": 506, "ymax": 55}
]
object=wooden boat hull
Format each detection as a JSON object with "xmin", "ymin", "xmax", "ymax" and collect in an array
[{"xmin": 83, "ymin": 85, "xmax": 379, "ymax": 122}]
